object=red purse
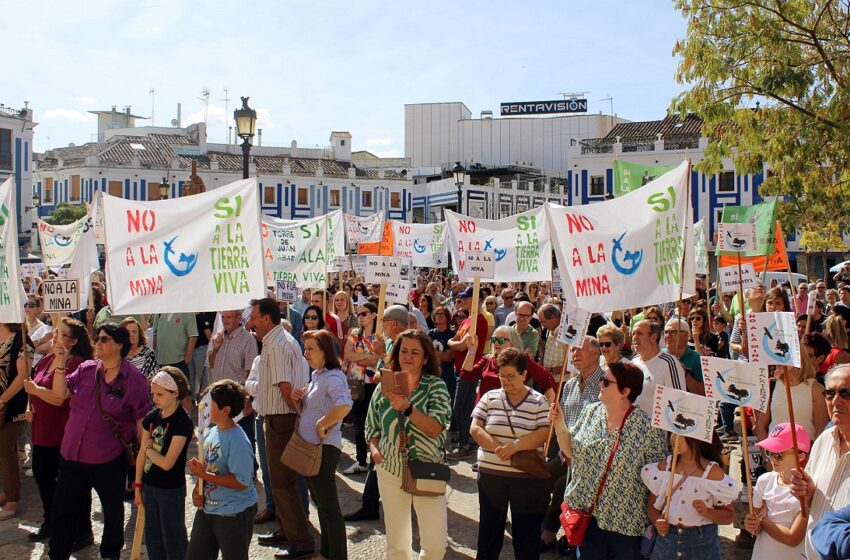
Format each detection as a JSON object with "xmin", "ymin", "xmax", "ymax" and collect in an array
[{"xmin": 559, "ymin": 406, "xmax": 634, "ymax": 547}]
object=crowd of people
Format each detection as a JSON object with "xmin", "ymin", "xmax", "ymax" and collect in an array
[{"xmin": 2, "ymin": 269, "xmax": 850, "ymax": 560}]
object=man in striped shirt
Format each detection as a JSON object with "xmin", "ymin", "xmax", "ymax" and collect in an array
[
  {"xmin": 630, "ymin": 318, "xmax": 687, "ymax": 415},
  {"xmin": 246, "ymin": 298, "xmax": 313, "ymax": 558}
]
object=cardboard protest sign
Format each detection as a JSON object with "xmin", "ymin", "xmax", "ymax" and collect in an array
[
  {"xmin": 37, "ymin": 216, "xmax": 89, "ymax": 267},
  {"xmin": 275, "ymin": 280, "xmax": 297, "ymax": 303},
  {"xmin": 20, "ymin": 263, "xmax": 45, "ymax": 278},
  {"xmin": 458, "ymin": 251, "xmax": 495, "ymax": 282},
  {"xmin": 364, "ymin": 256, "xmax": 401, "ymax": 284},
  {"xmin": 694, "ymin": 218, "xmax": 708, "ymax": 276},
  {"xmin": 552, "ymin": 268, "xmax": 562, "ymax": 295},
  {"xmin": 651, "ymin": 385, "xmax": 715, "ymax": 443},
  {"xmin": 330, "ymin": 255, "xmax": 349, "ymax": 273},
  {"xmin": 718, "ymin": 200, "xmax": 777, "ymax": 257},
  {"xmin": 718, "ymin": 263, "xmax": 757, "ymax": 292},
  {"xmin": 0, "ymin": 177, "xmax": 25, "ymax": 323},
  {"xmin": 344, "ymin": 212, "xmax": 384, "ymax": 244},
  {"xmin": 746, "ymin": 311, "xmax": 801, "ymax": 367},
  {"xmin": 701, "ymin": 356, "xmax": 770, "ymax": 412},
  {"xmin": 386, "ymin": 281, "xmax": 411, "ymax": 304},
  {"xmin": 558, "ymin": 301, "xmax": 591, "ymax": 347},
  {"xmin": 393, "ymin": 221, "xmax": 449, "ymax": 268},
  {"xmin": 103, "ymin": 178, "xmax": 265, "ymax": 314},
  {"xmin": 717, "ymin": 222, "xmax": 757, "ymax": 252},
  {"xmin": 43, "ymin": 279, "xmax": 80, "ymax": 312},
  {"xmin": 547, "ymin": 161, "xmax": 695, "ymax": 312},
  {"xmin": 262, "ymin": 210, "xmax": 344, "ymax": 288},
  {"xmin": 445, "ymin": 206, "xmax": 552, "ymax": 282}
]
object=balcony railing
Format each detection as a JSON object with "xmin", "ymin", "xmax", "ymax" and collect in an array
[
  {"xmin": 621, "ymin": 137, "xmax": 656, "ymax": 152},
  {"xmin": 664, "ymin": 134, "xmax": 700, "ymax": 150},
  {"xmin": 0, "ymin": 152, "xmax": 11, "ymax": 170},
  {"xmin": 580, "ymin": 138, "xmax": 615, "ymax": 155}
]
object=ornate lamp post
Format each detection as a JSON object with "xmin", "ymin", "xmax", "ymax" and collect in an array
[
  {"xmin": 452, "ymin": 161, "xmax": 465, "ymax": 214},
  {"xmin": 234, "ymin": 96, "xmax": 258, "ymax": 179},
  {"xmin": 158, "ymin": 177, "xmax": 169, "ymax": 200}
]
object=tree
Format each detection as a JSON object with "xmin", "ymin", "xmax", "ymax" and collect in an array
[
  {"xmin": 45, "ymin": 203, "xmax": 87, "ymax": 225},
  {"xmin": 672, "ymin": 0, "xmax": 850, "ymax": 251}
]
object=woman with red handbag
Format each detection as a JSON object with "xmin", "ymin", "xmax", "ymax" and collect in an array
[{"xmin": 552, "ymin": 362, "xmax": 665, "ymax": 559}]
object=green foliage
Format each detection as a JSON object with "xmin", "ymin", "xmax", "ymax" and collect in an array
[
  {"xmin": 672, "ymin": 0, "xmax": 850, "ymax": 252},
  {"xmin": 44, "ymin": 203, "xmax": 87, "ymax": 225}
]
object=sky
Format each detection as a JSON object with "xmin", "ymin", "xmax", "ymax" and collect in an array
[{"xmin": 7, "ymin": 0, "xmax": 689, "ymax": 157}]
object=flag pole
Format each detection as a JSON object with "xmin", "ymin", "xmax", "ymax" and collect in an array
[
  {"xmin": 130, "ymin": 505, "xmax": 145, "ymax": 560},
  {"xmin": 543, "ymin": 349, "xmax": 571, "ymax": 457},
  {"xmin": 676, "ymin": 158, "xmax": 692, "ymax": 323},
  {"xmin": 739, "ymin": 407, "xmax": 754, "ymax": 516},
  {"xmin": 663, "ymin": 436, "xmax": 681, "ymax": 521}
]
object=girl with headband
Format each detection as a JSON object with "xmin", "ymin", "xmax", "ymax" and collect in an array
[{"xmin": 133, "ymin": 366, "xmax": 193, "ymax": 560}]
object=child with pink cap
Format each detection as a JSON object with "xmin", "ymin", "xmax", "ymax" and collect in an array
[{"xmin": 745, "ymin": 422, "xmax": 811, "ymax": 559}]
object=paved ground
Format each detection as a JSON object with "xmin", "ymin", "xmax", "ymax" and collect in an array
[{"xmin": 1, "ymin": 424, "xmax": 752, "ymax": 559}]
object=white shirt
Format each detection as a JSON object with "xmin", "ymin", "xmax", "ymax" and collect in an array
[
  {"xmin": 253, "ymin": 324, "xmax": 310, "ymax": 416},
  {"xmin": 805, "ymin": 426, "xmax": 850, "ymax": 560},
  {"xmin": 752, "ymin": 471, "xmax": 804, "ymax": 559},
  {"xmin": 632, "ymin": 350, "xmax": 687, "ymax": 416}
]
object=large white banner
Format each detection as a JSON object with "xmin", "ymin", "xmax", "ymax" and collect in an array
[
  {"xmin": 103, "ymin": 179, "xmax": 265, "ymax": 314},
  {"xmin": 392, "ymin": 221, "xmax": 449, "ymax": 268},
  {"xmin": 67, "ymin": 204, "xmax": 100, "ymax": 304},
  {"xmin": 262, "ymin": 210, "xmax": 344, "ymax": 289},
  {"xmin": 36, "ymin": 216, "xmax": 88, "ymax": 266},
  {"xmin": 694, "ymin": 218, "xmax": 708, "ymax": 276},
  {"xmin": 344, "ymin": 212, "xmax": 384, "ymax": 244},
  {"xmin": 546, "ymin": 161, "xmax": 694, "ymax": 312},
  {"xmin": 445, "ymin": 207, "xmax": 552, "ymax": 282},
  {"xmin": 0, "ymin": 178, "xmax": 24, "ymax": 322}
]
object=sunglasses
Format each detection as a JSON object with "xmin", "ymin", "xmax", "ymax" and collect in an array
[
  {"xmin": 599, "ymin": 377, "xmax": 617, "ymax": 388},
  {"xmin": 357, "ymin": 312, "xmax": 370, "ymax": 317},
  {"xmin": 503, "ymin": 296, "xmax": 514, "ymax": 300},
  {"xmin": 25, "ymin": 303, "xmax": 39, "ymax": 309},
  {"xmin": 96, "ymin": 335, "xmax": 112, "ymax": 344},
  {"xmin": 824, "ymin": 388, "xmax": 850, "ymax": 400},
  {"xmin": 766, "ymin": 451, "xmax": 790, "ymax": 462},
  {"xmin": 305, "ymin": 315, "xmax": 319, "ymax": 320},
  {"xmin": 599, "ymin": 341, "xmax": 615, "ymax": 348},
  {"xmin": 491, "ymin": 337, "xmax": 509, "ymax": 345}
]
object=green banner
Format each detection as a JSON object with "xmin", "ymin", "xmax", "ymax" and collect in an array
[
  {"xmin": 718, "ymin": 199, "xmax": 778, "ymax": 257},
  {"xmin": 613, "ymin": 160, "xmax": 677, "ymax": 197}
]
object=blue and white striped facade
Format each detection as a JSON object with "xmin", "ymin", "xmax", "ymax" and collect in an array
[{"xmin": 0, "ymin": 105, "xmax": 36, "ymax": 237}]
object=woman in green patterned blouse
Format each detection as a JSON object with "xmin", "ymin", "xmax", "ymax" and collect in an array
[
  {"xmin": 552, "ymin": 361, "xmax": 666, "ymax": 560},
  {"xmin": 365, "ymin": 329, "xmax": 452, "ymax": 560}
]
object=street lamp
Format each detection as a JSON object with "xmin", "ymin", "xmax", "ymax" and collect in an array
[
  {"xmin": 452, "ymin": 161, "xmax": 465, "ymax": 214},
  {"xmin": 159, "ymin": 177, "xmax": 169, "ymax": 200},
  {"xmin": 234, "ymin": 96, "xmax": 258, "ymax": 180}
]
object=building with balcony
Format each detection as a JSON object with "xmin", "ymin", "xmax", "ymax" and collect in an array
[{"xmin": 0, "ymin": 102, "xmax": 37, "ymax": 242}]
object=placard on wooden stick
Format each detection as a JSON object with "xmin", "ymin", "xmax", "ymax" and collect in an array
[
  {"xmin": 43, "ymin": 279, "xmax": 80, "ymax": 312},
  {"xmin": 364, "ymin": 256, "xmax": 401, "ymax": 285}
]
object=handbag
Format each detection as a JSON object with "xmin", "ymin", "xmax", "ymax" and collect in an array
[
  {"xmin": 398, "ymin": 413, "xmax": 450, "ymax": 496},
  {"xmin": 559, "ymin": 405, "xmax": 635, "ymax": 547},
  {"xmin": 500, "ymin": 391, "xmax": 549, "ymax": 479},
  {"xmin": 348, "ymin": 373, "xmax": 365, "ymax": 402},
  {"xmin": 640, "ymin": 465, "xmax": 696, "ymax": 556},
  {"xmin": 280, "ymin": 418, "xmax": 323, "ymax": 477},
  {"xmin": 94, "ymin": 362, "xmax": 139, "ymax": 467}
]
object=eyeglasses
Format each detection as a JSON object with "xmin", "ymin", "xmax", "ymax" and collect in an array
[
  {"xmin": 824, "ymin": 388, "xmax": 850, "ymax": 400},
  {"xmin": 304, "ymin": 315, "xmax": 319, "ymax": 320},
  {"xmin": 25, "ymin": 302, "xmax": 39, "ymax": 309},
  {"xmin": 599, "ymin": 377, "xmax": 617, "ymax": 388},
  {"xmin": 486, "ymin": 302, "xmax": 496, "ymax": 306},
  {"xmin": 490, "ymin": 336, "xmax": 508, "ymax": 345},
  {"xmin": 516, "ymin": 313, "xmax": 532, "ymax": 318},
  {"xmin": 689, "ymin": 316, "xmax": 702, "ymax": 321},
  {"xmin": 664, "ymin": 330, "xmax": 687, "ymax": 336},
  {"xmin": 598, "ymin": 341, "xmax": 615, "ymax": 348},
  {"xmin": 96, "ymin": 335, "xmax": 112, "ymax": 344},
  {"xmin": 503, "ymin": 296, "xmax": 514, "ymax": 300},
  {"xmin": 766, "ymin": 451, "xmax": 789, "ymax": 462},
  {"xmin": 498, "ymin": 374, "xmax": 520, "ymax": 381},
  {"xmin": 357, "ymin": 312, "xmax": 370, "ymax": 317},
  {"xmin": 817, "ymin": 286, "xmax": 827, "ymax": 290}
]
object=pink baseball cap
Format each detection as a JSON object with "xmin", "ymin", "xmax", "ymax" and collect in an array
[{"xmin": 756, "ymin": 422, "xmax": 812, "ymax": 454}]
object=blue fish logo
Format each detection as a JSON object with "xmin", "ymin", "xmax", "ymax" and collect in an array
[{"xmin": 163, "ymin": 236, "xmax": 198, "ymax": 277}]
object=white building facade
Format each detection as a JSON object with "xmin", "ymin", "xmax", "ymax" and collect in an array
[{"xmin": 0, "ymin": 103, "xmax": 37, "ymax": 240}]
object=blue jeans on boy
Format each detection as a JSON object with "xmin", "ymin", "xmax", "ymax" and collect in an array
[{"xmin": 143, "ymin": 485, "xmax": 188, "ymax": 560}]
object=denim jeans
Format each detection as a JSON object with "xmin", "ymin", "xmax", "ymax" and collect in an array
[
  {"xmin": 577, "ymin": 517, "xmax": 642, "ymax": 560},
  {"xmin": 144, "ymin": 484, "xmax": 188, "ymax": 560},
  {"xmin": 650, "ymin": 524, "xmax": 720, "ymax": 560},
  {"xmin": 454, "ymin": 377, "xmax": 477, "ymax": 448}
]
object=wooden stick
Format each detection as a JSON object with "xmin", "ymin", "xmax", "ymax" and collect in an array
[
  {"xmin": 783, "ymin": 371, "xmax": 808, "ymax": 517},
  {"xmin": 197, "ymin": 403, "xmax": 205, "ymax": 497},
  {"xmin": 469, "ymin": 277, "xmax": 481, "ymax": 338},
  {"xmin": 739, "ymin": 407, "xmax": 755, "ymax": 515},
  {"xmin": 130, "ymin": 504, "xmax": 145, "ymax": 560},
  {"xmin": 737, "ymin": 254, "xmax": 748, "ymax": 358},
  {"xmin": 375, "ymin": 284, "xmax": 388, "ymax": 338},
  {"xmin": 663, "ymin": 436, "xmax": 681, "ymax": 520},
  {"xmin": 543, "ymin": 349, "xmax": 571, "ymax": 457}
]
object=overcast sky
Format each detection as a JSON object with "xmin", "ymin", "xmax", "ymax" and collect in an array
[{"xmin": 8, "ymin": 0, "xmax": 688, "ymax": 156}]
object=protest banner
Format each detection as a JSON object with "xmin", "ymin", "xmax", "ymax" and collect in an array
[
  {"xmin": 547, "ymin": 161, "xmax": 695, "ymax": 312},
  {"xmin": 612, "ymin": 161, "xmax": 676, "ymax": 197},
  {"xmin": 746, "ymin": 311, "xmax": 801, "ymax": 367},
  {"xmin": 718, "ymin": 200, "xmax": 778, "ymax": 258},
  {"xmin": 717, "ymin": 222, "xmax": 757, "ymax": 252},
  {"xmin": 651, "ymin": 385, "xmax": 715, "ymax": 443},
  {"xmin": 20, "ymin": 263, "xmax": 45, "ymax": 278},
  {"xmin": 36, "ymin": 216, "xmax": 88, "ymax": 267},
  {"xmin": 694, "ymin": 218, "xmax": 708, "ymax": 276},
  {"xmin": 718, "ymin": 222, "xmax": 789, "ymax": 272},
  {"xmin": 0, "ymin": 178, "xmax": 24, "ymax": 323},
  {"xmin": 701, "ymin": 356, "xmax": 769, "ymax": 412},
  {"xmin": 262, "ymin": 210, "xmax": 344, "ymax": 289},
  {"xmin": 67, "ymin": 205, "xmax": 100, "ymax": 308},
  {"xmin": 557, "ymin": 301, "xmax": 591, "ymax": 347},
  {"xmin": 275, "ymin": 280, "xmax": 297, "ymax": 303},
  {"xmin": 357, "ymin": 221, "xmax": 394, "ymax": 256},
  {"xmin": 91, "ymin": 190, "xmax": 106, "ymax": 245},
  {"xmin": 42, "ymin": 279, "xmax": 80, "ymax": 312},
  {"xmin": 718, "ymin": 263, "xmax": 757, "ymax": 292},
  {"xmin": 103, "ymin": 178, "xmax": 266, "ymax": 315},
  {"xmin": 344, "ymin": 212, "xmax": 384, "ymax": 244},
  {"xmin": 552, "ymin": 268, "xmax": 562, "ymax": 296},
  {"xmin": 445, "ymin": 206, "xmax": 552, "ymax": 282},
  {"xmin": 392, "ymin": 221, "xmax": 449, "ymax": 268}
]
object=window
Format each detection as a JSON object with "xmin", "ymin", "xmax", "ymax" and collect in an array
[
  {"xmin": 718, "ymin": 171, "xmax": 735, "ymax": 192},
  {"xmin": 500, "ymin": 202, "xmax": 513, "ymax": 217},
  {"xmin": 70, "ymin": 175, "xmax": 81, "ymax": 202},
  {"xmin": 43, "ymin": 178, "xmax": 54, "ymax": 204},
  {"xmin": 108, "ymin": 181, "xmax": 123, "ymax": 198},
  {"xmin": 390, "ymin": 192, "xmax": 401, "ymax": 209},
  {"xmin": 362, "ymin": 191, "xmax": 373, "ymax": 208},
  {"xmin": 590, "ymin": 176, "xmax": 605, "ymax": 196},
  {"xmin": 0, "ymin": 129, "xmax": 10, "ymax": 170},
  {"xmin": 340, "ymin": 139, "xmax": 345, "ymax": 146},
  {"xmin": 329, "ymin": 189, "xmax": 341, "ymax": 207},
  {"xmin": 297, "ymin": 187, "xmax": 308, "ymax": 205},
  {"xmin": 263, "ymin": 185, "xmax": 276, "ymax": 205},
  {"xmin": 148, "ymin": 182, "xmax": 161, "ymax": 201}
]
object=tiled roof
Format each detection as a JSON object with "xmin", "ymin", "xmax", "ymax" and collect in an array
[{"xmin": 605, "ymin": 114, "xmax": 703, "ymax": 140}]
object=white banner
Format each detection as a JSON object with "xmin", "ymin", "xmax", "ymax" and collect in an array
[
  {"xmin": 546, "ymin": 161, "xmax": 694, "ymax": 312},
  {"xmin": 103, "ymin": 179, "xmax": 266, "ymax": 314},
  {"xmin": 558, "ymin": 301, "xmax": 591, "ymax": 347},
  {"xmin": 67, "ymin": 204, "xmax": 101, "ymax": 304},
  {"xmin": 746, "ymin": 311, "xmax": 801, "ymax": 367},
  {"xmin": 717, "ymin": 222, "xmax": 757, "ymax": 252},
  {"xmin": 393, "ymin": 221, "xmax": 449, "ymax": 268},
  {"xmin": 91, "ymin": 190, "xmax": 106, "ymax": 245},
  {"xmin": 694, "ymin": 218, "xmax": 708, "ymax": 276},
  {"xmin": 344, "ymin": 212, "xmax": 384, "ymax": 244},
  {"xmin": 445, "ymin": 206, "xmax": 552, "ymax": 282},
  {"xmin": 37, "ymin": 216, "xmax": 87, "ymax": 267},
  {"xmin": 651, "ymin": 385, "xmax": 715, "ymax": 443},
  {"xmin": 0, "ymin": 178, "xmax": 24, "ymax": 322},
  {"xmin": 701, "ymin": 356, "xmax": 769, "ymax": 412},
  {"xmin": 262, "ymin": 210, "xmax": 344, "ymax": 288},
  {"xmin": 718, "ymin": 263, "xmax": 757, "ymax": 292}
]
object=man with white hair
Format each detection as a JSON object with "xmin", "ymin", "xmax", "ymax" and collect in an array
[
  {"xmin": 631, "ymin": 319, "xmax": 687, "ymax": 415},
  {"xmin": 662, "ymin": 317, "xmax": 705, "ymax": 395}
]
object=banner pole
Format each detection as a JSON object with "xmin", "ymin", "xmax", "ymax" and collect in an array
[
  {"xmin": 676, "ymin": 158, "xmax": 692, "ymax": 322},
  {"xmin": 778, "ymin": 221, "xmax": 798, "ymax": 303},
  {"xmin": 130, "ymin": 504, "xmax": 145, "ymax": 560},
  {"xmin": 542, "ymin": 349, "xmax": 570, "ymax": 458},
  {"xmin": 375, "ymin": 284, "xmax": 388, "ymax": 339},
  {"xmin": 196, "ymin": 409, "xmax": 205, "ymax": 497},
  {"xmin": 739, "ymin": 407, "xmax": 754, "ymax": 516},
  {"xmin": 469, "ymin": 277, "xmax": 481, "ymax": 338},
  {"xmin": 663, "ymin": 436, "xmax": 681, "ymax": 520}
]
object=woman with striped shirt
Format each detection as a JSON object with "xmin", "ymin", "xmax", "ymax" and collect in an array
[
  {"xmin": 365, "ymin": 330, "xmax": 452, "ymax": 560},
  {"xmin": 470, "ymin": 348, "xmax": 550, "ymax": 560}
]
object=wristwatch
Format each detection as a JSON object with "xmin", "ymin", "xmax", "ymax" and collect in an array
[{"xmin": 403, "ymin": 403, "xmax": 414, "ymax": 417}]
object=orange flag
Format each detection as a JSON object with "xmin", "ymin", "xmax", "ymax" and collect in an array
[
  {"xmin": 718, "ymin": 222, "xmax": 788, "ymax": 271},
  {"xmin": 358, "ymin": 221, "xmax": 394, "ymax": 256}
]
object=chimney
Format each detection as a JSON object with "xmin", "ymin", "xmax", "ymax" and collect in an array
[
  {"xmin": 258, "ymin": 129, "xmax": 263, "ymax": 147},
  {"xmin": 176, "ymin": 103, "xmax": 182, "ymax": 127}
]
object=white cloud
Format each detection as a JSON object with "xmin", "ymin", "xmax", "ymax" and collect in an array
[
  {"xmin": 41, "ymin": 108, "xmax": 94, "ymax": 122},
  {"xmin": 71, "ymin": 96, "xmax": 97, "ymax": 106},
  {"xmin": 366, "ymin": 137, "xmax": 394, "ymax": 146}
]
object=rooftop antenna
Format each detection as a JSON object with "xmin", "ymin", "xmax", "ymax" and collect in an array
[
  {"xmin": 600, "ymin": 96, "xmax": 614, "ymax": 129},
  {"xmin": 198, "ymin": 88, "xmax": 210, "ymax": 126},
  {"xmin": 219, "ymin": 87, "xmax": 232, "ymax": 143},
  {"xmin": 149, "ymin": 88, "xmax": 156, "ymax": 125}
]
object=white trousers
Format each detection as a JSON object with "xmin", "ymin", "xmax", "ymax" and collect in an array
[{"xmin": 376, "ymin": 466, "xmax": 448, "ymax": 560}]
